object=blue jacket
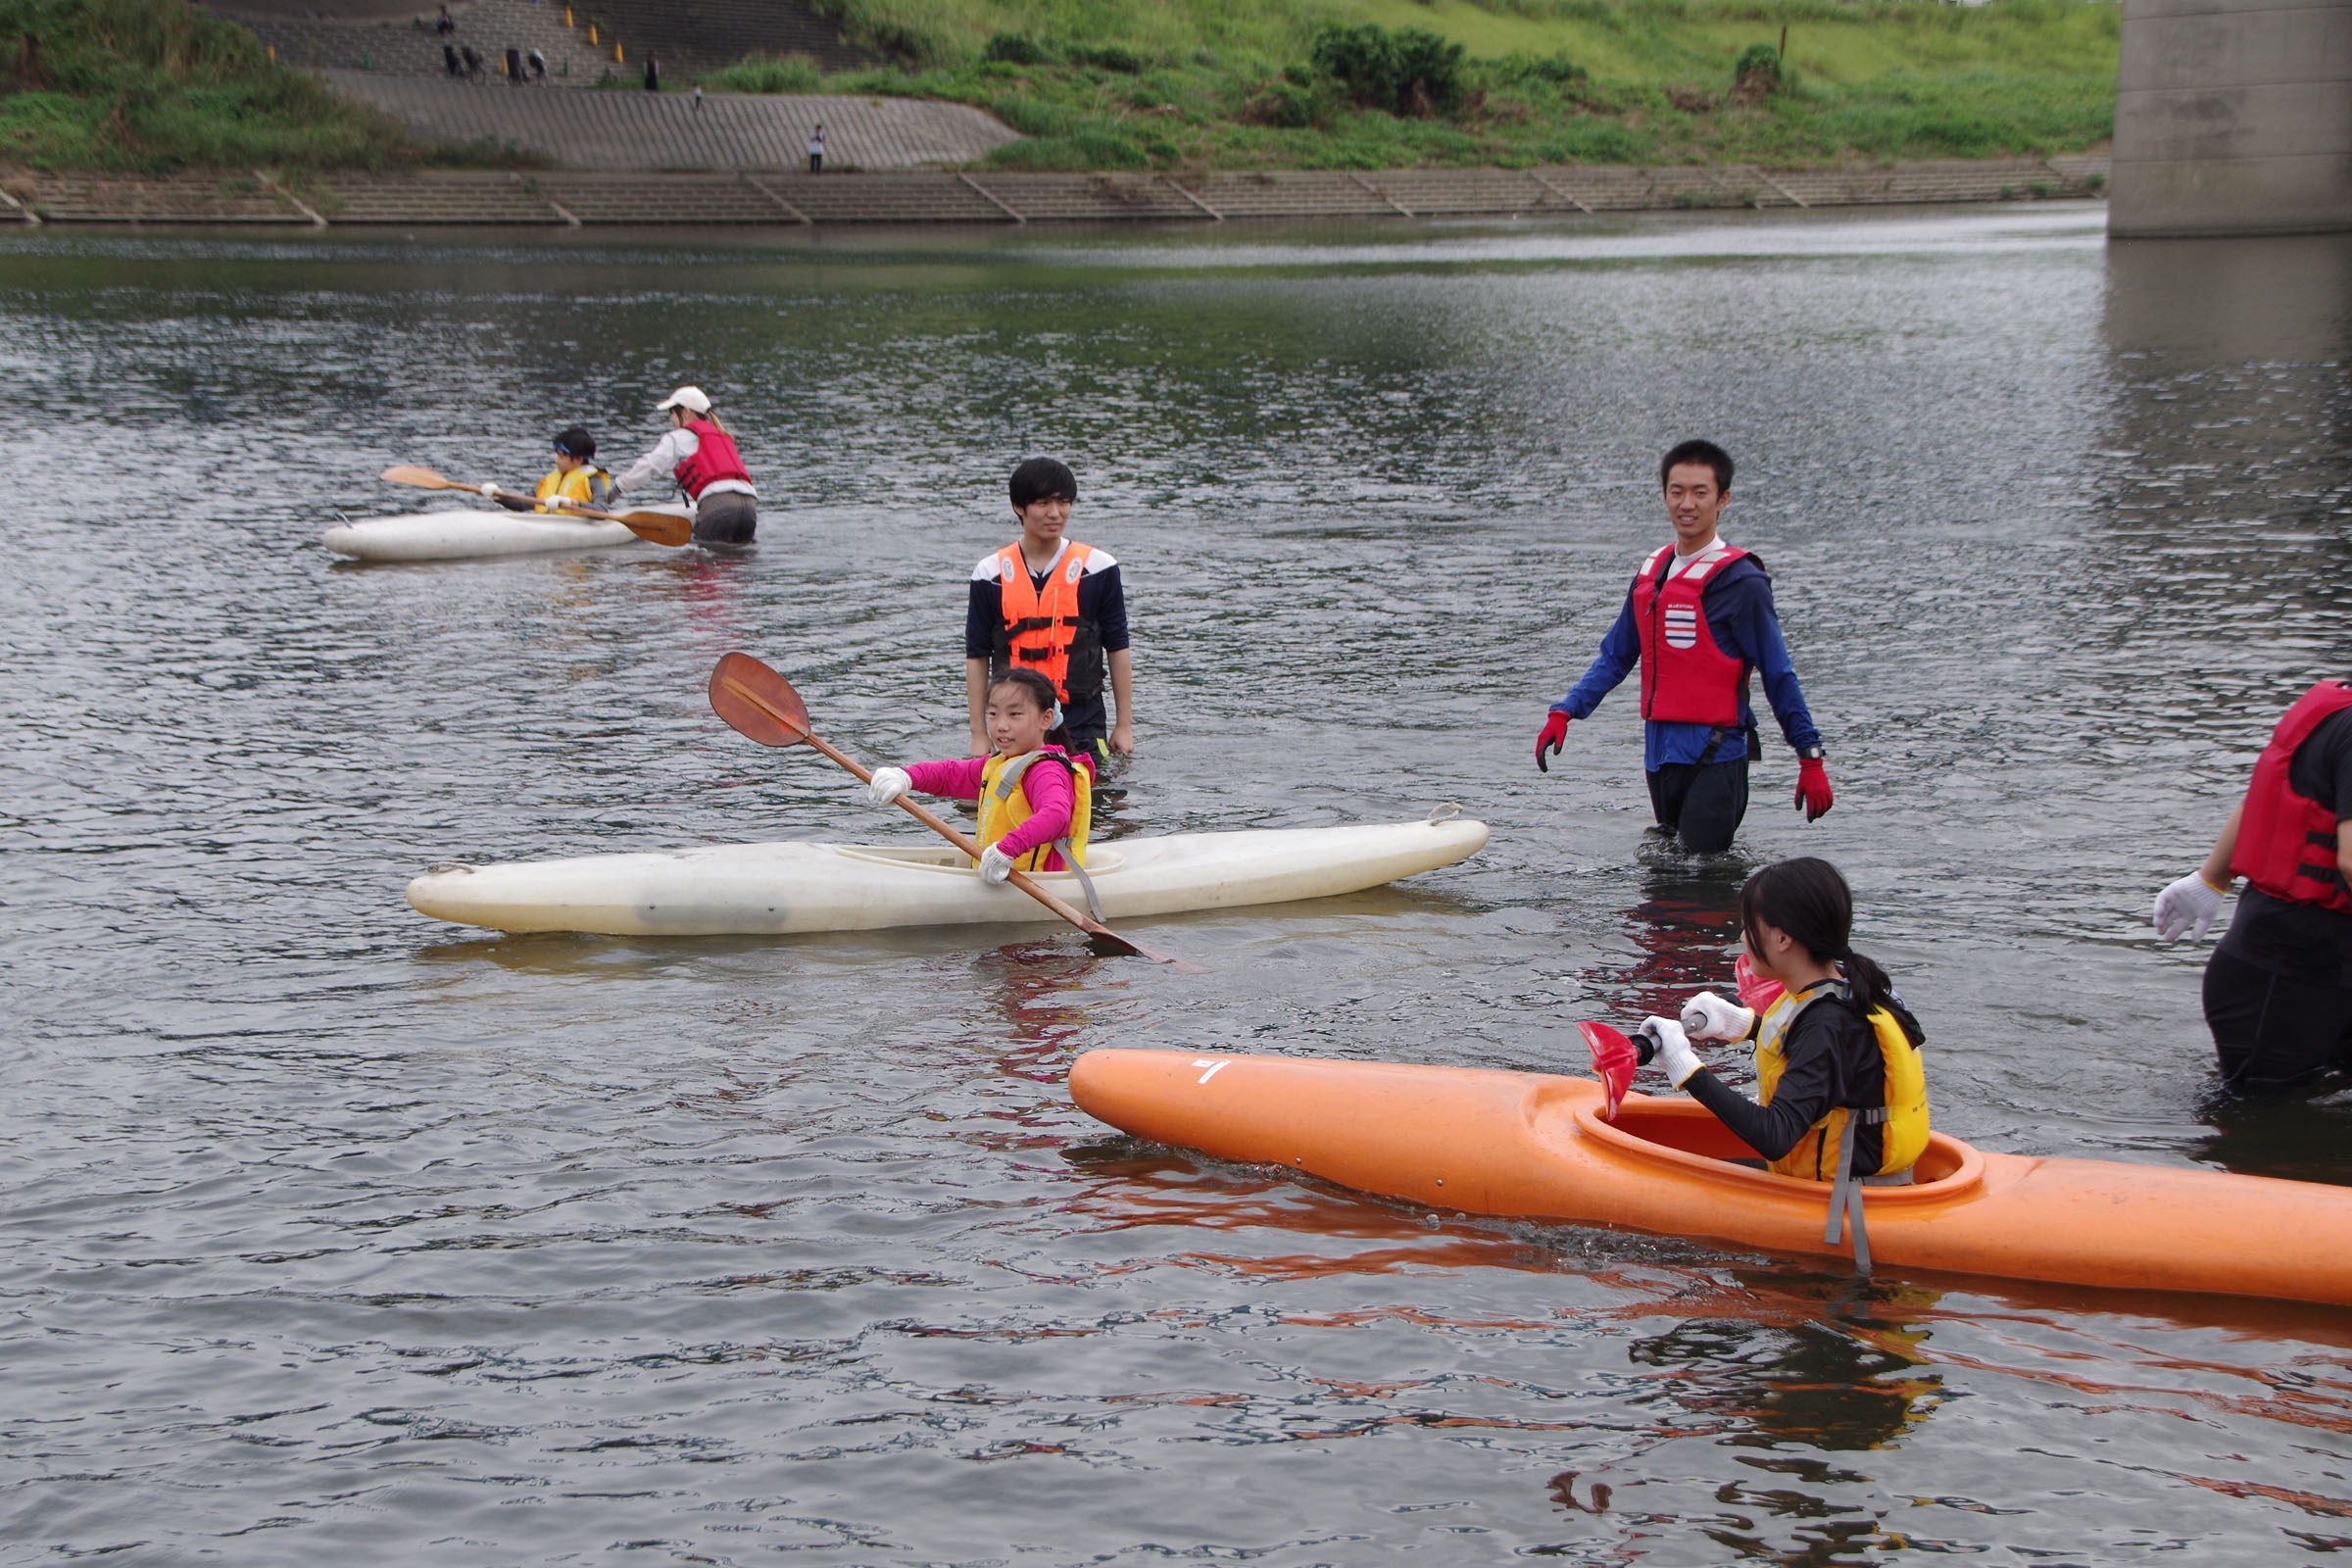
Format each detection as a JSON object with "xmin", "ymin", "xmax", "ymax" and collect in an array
[{"xmin": 1554, "ymin": 549, "xmax": 1822, "ymax": 770}]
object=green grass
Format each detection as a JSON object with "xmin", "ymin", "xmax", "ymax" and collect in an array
[
  {"xmin": 732, "ymin": 0, "xmax": 2117, "ymax": 171},
  {"xmin": 0, "ymin": 0, "xmax": 460, "ymax": 171}
]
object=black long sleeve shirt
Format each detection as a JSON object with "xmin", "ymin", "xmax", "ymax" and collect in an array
[{"xmin": 1687, "ymin": 998, "xmax": 1887, "ymax": 1174}]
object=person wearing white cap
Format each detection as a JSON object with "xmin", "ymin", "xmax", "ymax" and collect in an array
[{"xmin": 610, "ymin": 386, "xmax": 757, "ymax": 544}]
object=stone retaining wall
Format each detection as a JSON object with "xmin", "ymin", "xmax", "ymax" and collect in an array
[{"xmin": 0, "ymin": 157, "xmax": 2110, "ymax": 228}]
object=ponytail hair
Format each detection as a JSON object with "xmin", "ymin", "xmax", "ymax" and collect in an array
[
  {"xmin": 1738, "ymin": 857, "xmax": 1898, "ymax": 1019},
  {"xmin": 985, "ymin": 666, "xmax": 1070, "ymax": 752}
]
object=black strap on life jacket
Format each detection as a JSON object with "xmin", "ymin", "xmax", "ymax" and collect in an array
[
  {"xmin": 1784, "ymin": 978, "xmax": 1888, "ymax": 1277},
  {"xmin": 990, "ymin": 752, "xmax": 1101, "ymax": 922}
]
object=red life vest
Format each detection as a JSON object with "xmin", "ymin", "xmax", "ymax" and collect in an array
[
  {"xmin": 1630, "ymin": 542, "xmax": 1751, "ymax": 726},
  {"xmin": 2230, "ymin": 679, "xmax": 2352, "ymax": 914},
  {"xmin": 673, "ymin": 419, "xmax": 751, "ymax": 499}
]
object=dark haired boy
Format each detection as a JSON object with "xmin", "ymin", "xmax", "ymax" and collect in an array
[
  {"xmin": 1534, "ymin": 439, "xmax": 1830, "ymax": 854},
  {"xmin": 963, "ymin": 457, "xmax": 1134, "ymax": 764}
]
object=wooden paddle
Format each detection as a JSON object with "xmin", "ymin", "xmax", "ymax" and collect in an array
[
  {"xmin": 707, "ymin": 652, "xmax": 1199, "ymax": 969},
  {"xmin": 380, "ymin": 465, "xmax": 693, "ymax": 548}
]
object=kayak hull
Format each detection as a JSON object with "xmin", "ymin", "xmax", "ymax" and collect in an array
[
  {"xmin": 407, "ymin": 817, "xmax": 1489, "ymax": 936},
  {"xmin": 1068, "ymin": 1049, "xmax": 2352, "ymax": 1308},
  {"xmin": 323, "ymin": 506, "xmax": 686, "ymax": 562}
]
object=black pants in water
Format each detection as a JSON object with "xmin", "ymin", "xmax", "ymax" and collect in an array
[
  {"xmin": 2202, "ymin": 948, "xmax": 2352, "ymax": 1093},
  {"xmin": 692, "ymin": 492, "xmax": 757, "ymax": 545},
  {"xmin": 1645, "ymin": 760, "xmax": 1748, "ymax": 855}
]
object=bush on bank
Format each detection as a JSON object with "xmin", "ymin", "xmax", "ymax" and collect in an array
[
  {"xmin": 762, "ymin": 0, "xmax": 2116, "ymax": 172},
  {"xmin": 0, "ymin": 0, "xmax": 452, "ymax": 170}
]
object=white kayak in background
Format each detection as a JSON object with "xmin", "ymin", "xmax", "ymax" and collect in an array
[
  {"xmin": 322, "ymin": 505, "xmax": 690, "ymax": 563},
  {"xmin": 407, "ymin": 816, "xmax": 1490, "ymax": 936}
]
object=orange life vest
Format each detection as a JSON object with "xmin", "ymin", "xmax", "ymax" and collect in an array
[{"xmin": 994, "ymin": 539, "xmax": 1101, "ymax": 702}]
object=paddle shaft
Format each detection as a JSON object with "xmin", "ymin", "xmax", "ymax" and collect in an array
[{"xmin": 715, "ymin": 672, "xmax": 1142, "ymax": 949}]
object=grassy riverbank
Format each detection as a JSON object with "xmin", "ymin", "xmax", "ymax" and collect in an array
[
  {"xmin": 711, "ymin": 0, "xmax": 2117, "ymax": 172},
  {"xmin": 0, "ymin": 0, "xmax": 451, "ymax": 170}
]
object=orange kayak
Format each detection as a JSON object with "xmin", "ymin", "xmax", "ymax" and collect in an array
[{"xmin": 1067, "ymin": 1050, "xmax": 2352, "ymax": 1308}]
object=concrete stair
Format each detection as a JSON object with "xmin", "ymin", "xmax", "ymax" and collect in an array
[
  {"xmin": 212, "ymin": 0, "xmax": 865, "ymax": 82},
  {"xmin": 320, "ymin": 74, "xmax": 1019, "ymax": 170},
  {"xmin": 0, "ymin": 157, "xmax": 2112, "ymax": 227}
]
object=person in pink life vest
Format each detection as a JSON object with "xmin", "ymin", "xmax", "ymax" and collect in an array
[
  {"xmin": 2153, "ymin": 678, "xmax": 2352, "ymax": 1092},
  {"xmin": 609, "ymin": 385, "xmax": 758, "ymax": 545},
  {"xmin": 1535, "ymin": 439, "xmax": 1831, "ymax": 854}
]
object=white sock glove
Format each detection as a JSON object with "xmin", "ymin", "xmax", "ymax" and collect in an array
[
  {"xmin": 865, "ymin": 766, "xmax": 910, "ymax": 808},
  {"xmin": 978, "ymin": 844, "xmax": 1015, "ymax": 884},
  {"xmin": 2152, "ymin": 872, "xmax": 2227, "ymax": 941},
  {"xmin": 1640, "ymin": 1016, "xmax": 1704, "ymax": 1088},
  {"xmin": 1679, "ymin": 990, "xmax": 1756, "ymax": 1043}
]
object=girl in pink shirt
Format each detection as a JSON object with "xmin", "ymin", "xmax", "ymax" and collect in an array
[{"xmin": 864, "ymin": 668, "xmax": 1093, "ymax": 881}]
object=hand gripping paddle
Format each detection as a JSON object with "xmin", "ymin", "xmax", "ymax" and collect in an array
[
  {"xmin": 380, "ymin": 465, "xmax": 693, "ymax": 548},
  {"xmin": 706, "ymin": 652, "xmax": 1200, "ymax": 970}
]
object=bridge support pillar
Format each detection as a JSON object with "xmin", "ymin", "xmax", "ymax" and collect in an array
[{"xmin": 2110, "ymin": 0, "xmax": 2352, "ymax": 237}]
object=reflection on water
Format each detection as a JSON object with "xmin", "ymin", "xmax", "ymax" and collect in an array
[{"xmin": 1, "ymin": 211, "xmax": 2349, "ymax": 1561}]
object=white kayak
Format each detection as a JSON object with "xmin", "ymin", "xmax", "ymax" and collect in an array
[
  {"xmin": 407, "ymin": 816, "xmax": 1490, "ymax": 936},
  {"xmin": 322, "ymin": 505, "xmax": 690, "ymax": 563}
]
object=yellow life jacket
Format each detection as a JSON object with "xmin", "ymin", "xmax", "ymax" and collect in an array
[
  {"xmin": 977, "ymin": 748, "xmax": 1092, "ymax": 872},
  {"xmin": 535, "ymin": 464, "xmax": 612, "ymax": 514},
  {"xmin": 1754, "ymin": 979, "xmax": 1930, "ymax": 1182}
]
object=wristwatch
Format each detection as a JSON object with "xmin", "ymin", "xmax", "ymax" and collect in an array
[{"xmin": 1797, "ymin": 745, "xmax": 1825, "ymax": 760}]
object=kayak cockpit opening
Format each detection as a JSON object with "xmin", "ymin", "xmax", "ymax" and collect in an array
[
  {"xmin": 1579, "ymin": 1095, "xmax": 1982, "ymax": 1196},
  {"xmin": 831, "ymin": 844, "xmax": 1129, "ymax": 875}
]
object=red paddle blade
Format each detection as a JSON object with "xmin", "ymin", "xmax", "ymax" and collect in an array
[
  {"xmin": 1579, "ymin": 1021, "xmax": 1639, "ymax": 1120},
  {"xmin": 708, "ymin": 652, "xmax": 810, "ymax": 748}
]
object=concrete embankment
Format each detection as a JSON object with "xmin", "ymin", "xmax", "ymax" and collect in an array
[{"xmin": 0, "ymin": 156, "xmax": 2108, "ymax": 227}]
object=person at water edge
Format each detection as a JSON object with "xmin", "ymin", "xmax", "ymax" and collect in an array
[
  {"xmin": 2153, "ymin": 678, "xmax": 2352, "ymax": 1093},
  {"xmin": 612, "ymin": 386, "xmax": 756, "ymax": 544},
  {"xmin": 865, "ymin": 667, "xmax": 1095, "ymax": 888},
  {"xmin": 1637, "ymin": 857, "xmax": 1930, "ymax": 1211},
  {"xmin": 1536, "ymin": 439, "xmax": 1830, "ymax": 854},
  {"xmin": 808, "ymin": 124, "xmax": 824, "ymax": 173},
  {"xmin": 964, "ymin": 457, "xmax": 1134, "ymax": 767}
]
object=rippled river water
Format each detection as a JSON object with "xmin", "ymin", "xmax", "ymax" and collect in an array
[{"xmin": 4, "ymin": 206, "xmax": 2351, "ymax": 1564}]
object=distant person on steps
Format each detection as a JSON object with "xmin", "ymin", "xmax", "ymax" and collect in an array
[
  {"xmin": 1536, "ymin": 439, "xmax": 1831, "ymax": 855},
  {"xmin": 808, "ymin": 124, "xmax": 824, "ymax": 173},
  {"xmin": 612, "ymin": 386, "xmax": 757, "ymax": 545}
]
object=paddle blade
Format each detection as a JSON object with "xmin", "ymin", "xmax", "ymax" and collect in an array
[
  {"xmin": 619, "ymin": 511, "xmax": 693, "ymax": 548},
  {"xmin": 709, "ymin": 652, "xmax": 811, "ymax": 748},
  {"xmin": 382, "ymin": 465, "xmax": 462, "ymax": 491},
  {"xmin": 1579, "ymin": 1021, "xmax": 1640, "ymax": 1120}
]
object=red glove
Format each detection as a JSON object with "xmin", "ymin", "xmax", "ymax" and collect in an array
[
  {"xmin": 1535, "ymin": 709, "xmax": 1570, "ymax": 772},
  {"xmin": 1793, "ymin": 756, "xmax": 1834, "ymax": 820}
]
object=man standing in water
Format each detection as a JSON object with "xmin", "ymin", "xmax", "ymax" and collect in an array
[
  {"xmin": 1535, "ymin": 440, "xmax": 1831, "ymax": 854},
  {"xmin": 965, "ymin": 457, "xmax": 1134, "ymax": 767}
]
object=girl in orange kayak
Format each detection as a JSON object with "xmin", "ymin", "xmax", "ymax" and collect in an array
[
  {"xmin": 863, "ymin": 666, "xmax": 1095, "ymax": 889},
  {"xmin": 1638, "ymin": 857, "xmax": 1931, "ymax": 1208}
]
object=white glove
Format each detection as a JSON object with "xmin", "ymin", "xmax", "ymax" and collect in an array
[
  {"xmin": 1640, "ymin": 1016, "xmax": 1704, "ymax": 1088},
  {"xmin": 865, "ymin": 766, "xmax": 910, "ymax": 808},
  {"xmin": 978, "ymin": 844, "xmax": 1015, "ymax": 885},
  {"xmin": 2153, "ymin": 872, "xmax": 2227, "ymax": 941},
  {"xmin": 1679, "ymin": 990, "xmax": 1755, "ymax": 1043},
  {"xmin": 478, "ymin": 481, "xmax": 503, "ymax": 497}
]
